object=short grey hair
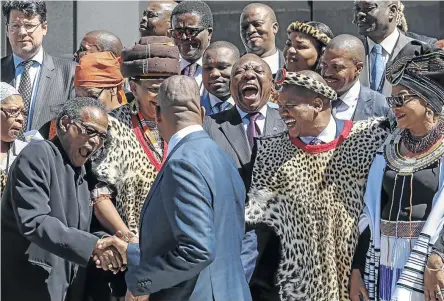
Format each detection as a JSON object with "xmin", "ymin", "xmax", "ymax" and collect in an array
[{"xmin": 55, "ymin": 97, "xmax": 108, "ymax": 130}]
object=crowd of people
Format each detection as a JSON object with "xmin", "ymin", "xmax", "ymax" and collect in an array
[{"xmin": 1, "ymin": 0, "xmax": 444, "ymax": 301}]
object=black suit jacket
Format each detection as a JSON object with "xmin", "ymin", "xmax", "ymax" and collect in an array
[
  {"xmin": 1, "ymin": 51, "xmax": 76, "ymax": 131},
  {"xmin": 353, "ymin": 84, "xmax": 391, "ymax": 121},
  {"xmin": 203, "ymin": 105, "xmax": 286, "ymax": 190},
  {"xmin": 1, "ymin": 139, "xmax": 98, "ymax": 301}
]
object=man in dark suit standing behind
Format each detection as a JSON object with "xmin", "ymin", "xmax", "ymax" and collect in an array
[
  {"xmin": 203, "ymin": 53, "xmax": 286, "ymax": 293},
  {"xmin": 320, "ymin": 34, "xmax": 390, "ymax": 121},
  {"xmin": 98, "ymin": 75, "xmax": 251, "ymax": 301},
  {"xmin": 240, "ymin": 3, "xmax": 285, "ymax": 76},
  {"xmin": 1, "ymin": 1, "xmax": 75, "ymax": 134}
]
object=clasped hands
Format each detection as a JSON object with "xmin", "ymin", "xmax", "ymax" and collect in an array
[{"xmin": 92, "ymin": 230, "xmax": 133, "ymax": 273}]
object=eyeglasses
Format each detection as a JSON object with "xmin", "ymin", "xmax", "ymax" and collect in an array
[
  {"xmin": 71, "ymin": 119, "xmax": 109, "ymax": 141},
  {"xmin": 169, "ymin": 27, "xmax": 207, "ymax": 39},
  {"xmin": 386, "ymin": 93, "xmax": 417, "ymax": 108},
  {"xmin": 0, "ymin": 107, "xmax": 28, "ymax": 118},
  {"xmin": 6, "ymin": 22, "xmax": 42, "ymax": 34},
  {"xmin": 91, "ymin": 88, "xmax": 105, "ymax": 100}
]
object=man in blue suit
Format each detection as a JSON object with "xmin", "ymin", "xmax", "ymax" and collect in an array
[
  {"xmin": 98, "ymin": 75, "xmax": 251, "ymax": 301},
  {"xmin": 320, "ymin": 34, "xmax": 391, "ymax": 121}
]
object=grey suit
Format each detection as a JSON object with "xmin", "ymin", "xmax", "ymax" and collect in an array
[
  {"xmin": 353, "ymin": 84, "xmax": 391, "ymax": 121},
  {"xmin": 1, "ymin": 51, "xmax": 76, "ymax": 131},
  {"xmin": 360, "ymin": 29, "xmax": 414, "ymax": 96}
]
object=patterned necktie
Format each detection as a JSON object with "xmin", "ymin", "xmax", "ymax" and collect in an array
[
  {"xmin": 370, "ymin": 44, "xmax": 384, "ymax": 92},
  {"xmin": 182, "ymin": 62, "xmax": 198, "ymax": 77},
  {"xmin": 214, "ymin": 101, "xmax": 232, "ymax": 114},
  {"xmin": 17, "ymin": 60, "xmax": 34, "ymax": 132},
  {"xmin": 247, "ymin": 112, "xmax": 261, "ymax": 148},
  {"xmin": 309, "ymin": 137, "xmax": 325, "ymax": 145}
]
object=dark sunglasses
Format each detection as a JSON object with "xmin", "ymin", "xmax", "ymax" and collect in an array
[
  {"xmin": 386, "ymin": 93, "xmax": 417, "ymax": 108},
  {"xmin": 169, "ymin": 27, "xmax": 207, "ymax": 39},
  {"xmin": 0, "ymin": 107, "xmax": 28, "ymax": 118},
  {"xmin": 71, "ymin": 119, "xmax": 109, "ymax": 141}
]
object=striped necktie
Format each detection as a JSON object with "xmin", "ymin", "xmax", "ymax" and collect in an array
[{"xmin": 17, "ymin": 60, "xmax": 34, "ymax": 133}]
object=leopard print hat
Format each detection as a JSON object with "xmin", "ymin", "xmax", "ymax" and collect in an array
[
  {"xmin": 275, "ymin": 68, "xmax": 337, "ymax": 101},
  {"xmin": 287, "ymin": 21, "xmax": 332, "ymax": 46}
]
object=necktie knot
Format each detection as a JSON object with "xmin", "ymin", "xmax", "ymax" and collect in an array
[
  {"xmin": 183, "ymin": 62, "xmax": 198, "ymax": 77},
  {"xmin": 309, "ymin": 137, "xmax": 325, "ymax": 145},
  {"xmin": 248, "ymin": 112, "xmax": 261, "ymax": 122},
  {"xmin": 21, "ymin": 60, "xmax": 34, "ymax": 70},
  {"xmin": 331, "ymin": 98, "xmax": 342, "ymax": 108},
  {"xmin": 373, "ymin": 44, "xmax": 383, "ymax": 55}
]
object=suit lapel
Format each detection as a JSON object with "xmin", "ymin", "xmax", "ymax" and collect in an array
[
  {"xmin": 219, "ymin": 107, "xmax": 251, "ymax": 167},
  {"xmin": 277, "ymin": 49, "xmax": 285, "ymax": 69},
  {"xmin": 353, "ymin": 85, "xmax": 372, "ymax": 121},
  {"xmin": 1, "ymin": 55, "xmax": 16, "ymax": 86},
  {"xmin": 32, "ymin": 53, "xmax": 54, "ymax": 128},
  {"xmin": 264, "ymin": 106, "xmax": 284, "ymax": 136},
  {"xmin": 200, "ymin": 91, "xmax": 212, "ymax": 116}
]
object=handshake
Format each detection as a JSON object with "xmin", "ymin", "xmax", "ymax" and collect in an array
[{"xmin": 92, "ymin": 230, "xmax": 136, "ymax": 273}]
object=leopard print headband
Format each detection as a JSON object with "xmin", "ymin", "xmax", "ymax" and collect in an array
[
  {"xmin": 275, "ymin": 69, "xmax": 337, "ymax": 100},
  {"xmin": 287, "ymin": 21, "xmax": 331, "ymax": 46}
]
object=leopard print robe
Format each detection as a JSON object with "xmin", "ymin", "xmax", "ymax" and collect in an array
[
  {"xmin": 91, "ymin": 104, "xmax": 159, "ymax": 235},
  {"xmin": 246, "ymin": 119, "xmax": 389, "ymax": 301}
]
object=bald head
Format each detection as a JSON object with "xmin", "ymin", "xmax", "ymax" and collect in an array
[
  {"xmin": 242, "ymin": 3, "xmax": 277, "ymax": 23},
  {"xmin": 158, "ymin": 75, "xmax": 202, "ymax": 126},
  {"xmin": 86, "ymin": 30, "xmax": 123, "ymax": 57},
  {"xmin": 326, "ymin": 34, "xmax": 365, "ymax": 62}
]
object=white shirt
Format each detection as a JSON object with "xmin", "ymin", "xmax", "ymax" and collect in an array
[
  {"xmin": 13, "ymin": 47, "xmax": 44, "ymax": 131},
  {"xmin": 299, "ymin": 115, "xmax": 337, "ymax": 144},
  {"xmin": 261, "ymin": 50, "xmax": 280, "ymax": 75},
  {"xmin": 180, "ymin": 56, "xmax": 204, "ymax": 96},
  {"xmin": 367, "ymin": 28, "xmax": 399, "ymax": 72},
  {"xmin": 209, "ymin": 93, "xmax": 235, "ymax": 113},
  {"xmin": 334, "ymin": 80, "xmax": 361, "ymax": 121},
  {"xmin": 236, "ymin": 105, "xmax": 268, "ymax": 135},
  {"xmin": 167, "ymin": 124, "xmax": 205, "ymax": 157}
]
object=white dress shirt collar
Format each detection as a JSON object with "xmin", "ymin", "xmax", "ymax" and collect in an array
[
  {"xmin": 167, "ymin": 124, "xmax": 204, "ymax": 157},
  {"xmin": 261, "ymin": 49, "xmax": 280, "ymax": 75},
  {"xmin": 367, "ymin": 28, "xmax": 400, "ymax": 55},
  {"xmin": 209, "ymin": 93, "xmax": 235, "ymax": 109},
  {"xmin": 299, "ymin": 115, "xmax": 337, "ymax": 144},
  {"xmin": 236, "ymin": 104, "xmax": 268, "ymax": 121},
  {"xmin": 236, "ymin": 104, "xmax": 268, "ymax": 134},
  {"xmin": 13, "ymin": 46, "xmax": 44, "ymax": 67},
  {"xmin": 340, "ymin": 80, "xmax": 361, "ymax": 107}
]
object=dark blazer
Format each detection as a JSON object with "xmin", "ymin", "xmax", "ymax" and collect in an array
[
  {"xmin": 125, "ymin": 130, "xmax": 251, "ymax": 301},
  {"xmin": 1, "ymin": 51, "xmax": 76, "ymax": 131},
  {"xmin": 1, "ymin": 139, "xmax": 99, "ymax": 301},
  {"xmin": 353, "ymin": 84, "xmax": 391, "ymax": 121},
  {"xmin": 404, "ymin": 31, "xmax": 438, "ymax": 45},
  {"xmin": 360, "ymin": 29, "xmax": 414, "ymax": 96}
]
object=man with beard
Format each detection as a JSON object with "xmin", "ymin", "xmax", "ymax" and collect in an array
[
  {"xmin": 1, "ymin": 97, "xmax": 121, "ymax": 301},
  {"xmin": 170, "ymin": 0, "xmax": 213, "ymax": 95},
  {"xmin": 1, "ymin": 1, "xmax": 75, "ymax": 134},
  {"xmin": 201, "ymin": 41, "xmax": 239, "ymax": 115},
  {"xmin": 353, "ymin": 0, "xmax": 413, "ymax": 96},
  {"xmin": 319, "ymin": 34, "xmax": 390, "ymax": 121},
  {"xmin": 73, "ymin": 30, "xmax": 123, "ymax": 63},
  {"xmin": 240, "ymin": 3, "xmax": 284, "ymax": 76},
  {"xmin": 139, "ymin": 0, "xmax": 177, "ymax": 37},
  {"xmin": 245, "ymin": 69, "xmax": 389, "ymax": 300},
  {"xmin": 203, "ymin": 54, "xmax": 286, "ymax": 296}
]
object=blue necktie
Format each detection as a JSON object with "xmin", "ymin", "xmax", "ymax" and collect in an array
[{"xmin": 370, "ymin": 44, "xmax": 384, "ymax": 92}]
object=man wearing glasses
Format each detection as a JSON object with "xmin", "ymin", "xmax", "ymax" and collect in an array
[
  {"xmin": 1, "ymin": 0, "xmax": 76, "ymax": 137},
  {"xmin": 170, "ymin": 0, "xmax": 213, "ymax": 96}
]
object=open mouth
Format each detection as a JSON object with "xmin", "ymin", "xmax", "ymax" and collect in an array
[
  {"xmin": 324, "ymin": 78, "xmax": 338, "ymax": 84},
  {"xmin": 287, "ymin": 56, "xmax": 298, "ymax": 63},
  {"xmin": 241, "ymin": 84, "xmax": 259, "ymax": 102},
  {"xmin": 79, "ymin": 147, "xmax": 93, "ymax": 159},
  {"xmin": 284, "ymin": 118, "xmax": 296, "ymax": 128},
  {"xmin": 394, "ymin": 113, "xmax": 406, "ymax": 120}
]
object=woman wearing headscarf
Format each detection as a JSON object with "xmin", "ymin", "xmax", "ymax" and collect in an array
[
  {"xmin": 350, "ymin": 41, "xmax": 444, "ymax": 301},
  {"xmin": 283, "ymin": 21, "xmax": 334, "ymax": 73},
  {"xmin": 0, "ymin": 82, "xmax": 27, "ymax": 193}
]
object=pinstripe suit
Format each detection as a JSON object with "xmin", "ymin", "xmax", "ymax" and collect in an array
[{"xmin": 1, "ymin": 51, "xmax": 76, "ymax": 131}]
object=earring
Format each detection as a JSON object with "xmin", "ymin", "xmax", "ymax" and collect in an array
[{"xmin": 130, "ymin": 100, "xmax": 139, "ymax": 115}]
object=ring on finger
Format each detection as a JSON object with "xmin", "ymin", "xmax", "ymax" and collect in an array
[{"xmin": 108, "ymin": 264, "xmax": 113, "ymax": 269}]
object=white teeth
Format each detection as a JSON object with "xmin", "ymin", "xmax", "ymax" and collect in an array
[{"xmin": 284, "ymin": 119, "xmax": 296, "ymax": 125}]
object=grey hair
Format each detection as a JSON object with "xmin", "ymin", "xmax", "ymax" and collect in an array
[{"xmin": 55, "ymin": 97, "xmax": 108, "ymax": 130}]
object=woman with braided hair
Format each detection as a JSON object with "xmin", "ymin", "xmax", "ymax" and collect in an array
[{"xmin": 350, "ymin": 42, "xmax": 444, "ymax": 301}]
